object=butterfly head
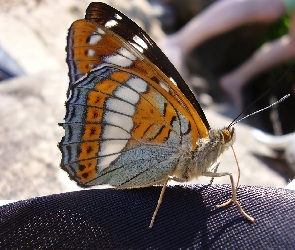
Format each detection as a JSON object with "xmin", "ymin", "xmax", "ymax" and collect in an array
[{"xmin": 209, "ymin": 127, "xmax": 236, "ymax": 149}]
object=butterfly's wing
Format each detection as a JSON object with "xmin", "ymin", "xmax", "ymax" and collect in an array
[{"xmin": 59, "ymin": 2, "xmax": 210, "ymax": 188}]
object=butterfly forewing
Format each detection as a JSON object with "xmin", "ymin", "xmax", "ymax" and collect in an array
[{"xmin": 67, "ymin": 2, "xmax": 210, "ymax": 129}]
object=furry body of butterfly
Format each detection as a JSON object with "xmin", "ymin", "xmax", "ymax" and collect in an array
[
  {"xmin": 59, "ymin": 2, "xmax": 255, "ymax": 228},
  {"xmin": 172, "ymin": 128, "xmax": 235, "ymax": 181}
]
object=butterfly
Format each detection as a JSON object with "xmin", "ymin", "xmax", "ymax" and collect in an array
[{"xmin": 59, "ymin": 2, "xmax": 255, "ymax": 228}]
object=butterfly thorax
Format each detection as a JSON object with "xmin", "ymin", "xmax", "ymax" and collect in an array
[{"xmin": 172, "ymin": 128, "xmax": 235, "ymax": 181}]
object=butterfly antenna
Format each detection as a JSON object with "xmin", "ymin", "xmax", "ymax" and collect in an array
[
  {"xmin": 227, "ymin": 63, "xmax": 295, "ymax": 129},
  {"xmin": 230, "ymin": 94, "xmax": 290, "ymax": 127}
]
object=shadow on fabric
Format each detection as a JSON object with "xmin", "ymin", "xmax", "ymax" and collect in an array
[{"xmin": 0, "ymin": 185, "xmax": 294, "ymax": 248}]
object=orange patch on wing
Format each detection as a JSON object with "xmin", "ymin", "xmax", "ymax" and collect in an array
[
  {"xmin": 95, "ymin": 79, "xmax": 119, "ymax": 94},
  {"xmin": 82, "ymin": 124, "xmax": 101, "ymax": 141},
  {"xmin": 91, "ymin": 32, "xmax": 123, "ymax": 54},
  {"xmin": 132, "ymin": 119, "xmax": 153, "ymax": 139},
  {"xmin": 78, "ymin": 141, "xmax": 99, "ymax": 160},
  {"xmin": 87, "ymin": 91, "xmax": 107, "ymax": 107},
  {"xmin": 110, "ymin": 71, "xmax": 130, "ymax": 82},
  {"xmin": 151, "ymin": 104, "xmax": 175, "ymax": 143},
  {"xmin": 131, "ymin": 101, "xmax": 166, "ymax": 142},
  {"xmin": 139, "ymin": 90, "xmax": 174, "ymax": 123},
  {"xmin": 71, "ymin": 21, "xmax": 98, "ymax": 37},
  {"xmin": 74, "ymin": 60, "xmax": 97, "ymax": 73},
  {"xmin": 76, "ymin": 159, "xmax": 97, "ymax": 183},
  {"xmin": 85, "ymin": 107, "xmax": 103, "ymax": 122}
]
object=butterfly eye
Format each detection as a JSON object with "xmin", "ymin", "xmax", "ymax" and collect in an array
[{"xmin": 221, "ymin": 129, "xmax": 231, "ymax": 143}]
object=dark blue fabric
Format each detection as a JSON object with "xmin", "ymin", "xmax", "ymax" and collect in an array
[{"xmin": 0, "ymin": 185, "xmax": 294, "ymax": 249}]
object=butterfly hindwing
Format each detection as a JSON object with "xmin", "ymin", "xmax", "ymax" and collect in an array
[{"xmin": 60, "ymin": 66, "xmax": 190, "ymax": 187}]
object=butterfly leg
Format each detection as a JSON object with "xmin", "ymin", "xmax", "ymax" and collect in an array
[
  {"xmin": 209, "ymin": 160, "xmax": 221, "ymax": 184},
  {"xmin": 149, "ymin": 177, "xmax": 172, "ymax": 229},
  {"xmin": 202, "ymin": 171, "xmax": 255, "ymax": 223}
]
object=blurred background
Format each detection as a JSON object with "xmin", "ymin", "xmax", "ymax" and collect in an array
[{"xmin": 0, "ymin": 0, "xmax": 294, "ymax": 200}]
